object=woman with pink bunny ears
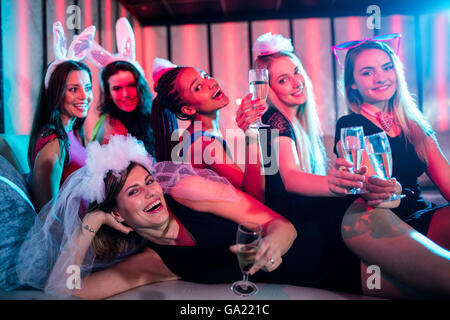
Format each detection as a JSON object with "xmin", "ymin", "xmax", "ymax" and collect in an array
[
  {"xmin": 85, "ymin": 18, "xmax": 155, "ymax": 157},
  {"xmin": 27, "ymin": 21, "xmax": 95, "ymax": 211}
]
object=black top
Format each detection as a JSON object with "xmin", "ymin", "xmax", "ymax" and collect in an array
[
  {"xmin": 334, "ymin": 113, "xmax": 444, "ymax": 233},
  {"xmin": 148, "ymin": 196, "xmax": 362, "ymax": 294},
  {"xmin": 260, "ymin": 107, "xmax": 358, "ymax": 223}
]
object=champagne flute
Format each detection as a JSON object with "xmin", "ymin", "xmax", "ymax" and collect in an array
[
  {"xmin": 231, "ymin": 222, "xmax": 262, "ymax": 297},
  {"xmin": 248, "ymin": 69, "xmax": 270, "ymax": 128},
  {"xmin": 364, "ymin": 131, "xmax": 405, "ymax": 201},
  {"xmin": 340, "ymin": 126, "xmax": 365, "ymax": 194}
]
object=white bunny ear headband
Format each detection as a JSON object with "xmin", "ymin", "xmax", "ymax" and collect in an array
[
  {"xmin": 252, "ymin": 32, "xmax": 294, "ymax": 58},
  {"xmin": 86, "ymin": 17, "xmax": 145, "ymax": 77},
  {"xmin": 152, "ymin": 57, "xmax": 178, "ymax": 91},
  {"xmin": 45, "ymin": 21, "xmax": 96, "ymax": 89}
]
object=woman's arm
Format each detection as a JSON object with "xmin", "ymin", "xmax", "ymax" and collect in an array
[
  {"xmin": 234, "ymin": 94, "xmax": 266, "ymax": 202},
  {"xmin": 32, "ymin": 139, "xmax": 66, "ymax": 211},
  {"xmin": 276, "ymin": 136, "xmax": 364, "ymax": 197},
  {"xmin": 76, "ymin": 247, "xmax": 179, "ymax": 300},
  {"xmin": 47, "ymin": 211, "xmax": 178, "ymax": 299},
  {"xmin": 172, "ymin": 176, "xmax": 297, "ymax": 272},
  {"xmin": 425, "ymin": 136, "xmax": 450, "ymax": 201},
  {"xmin": 205, "ymin": 138, "xmax": 264, "ymax": 202}
]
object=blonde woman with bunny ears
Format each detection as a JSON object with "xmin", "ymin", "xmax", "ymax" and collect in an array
[
  {"xmin": 85, "ymin": 18, "xmax": 155, "ymax": 157},
  {"xmin": 28, "ymin": 22, "xmax": 96, "ymax": 211}
]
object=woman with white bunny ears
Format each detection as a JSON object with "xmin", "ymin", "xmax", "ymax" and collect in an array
[
  {"xmin": 28, "ymin": 21, "xmax": 96, "ymax": 211},
  {"xmin": 85, "ymin": 17, "xmax": 155, "ymax": 157}
]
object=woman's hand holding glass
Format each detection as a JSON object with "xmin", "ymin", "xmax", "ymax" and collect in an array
[
  {"xmin": 362, "ymin": 176, "xmax": 402, "ymax": 208},
  {"xmin": 248, "ymin": 69, "xmax": 270, "ymax": 129},
  {"xmin": 235, "ymin": 93, "xmax": 266, "ymax": 135},
  {"xmin": 328, "ymin": 157, "xmax": 367, "ymax": 196},
  {"xmin": 364, "ymin": 131, "xmax": 406, "ymax": 201},
  {"xmin": 229, "ymin": 222, "xmax": 282, "ymax": 296},
  {"xmin": 340, "ymin": 126, "xmax": 366, "ymax": 194},
  {"xmin": 230, "ymin": 235, "xmax": 282, "ymax": 273}
]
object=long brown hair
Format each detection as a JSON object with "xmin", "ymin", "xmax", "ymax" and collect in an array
[
  {"xmin": 100, "ymin": 61, "xmax": 155, "ymax": 157},
  {"xmin": 28, "ymin": 61, "xmax": 92, "ymax": 168},
  {"xmin": 88, "ymin": 162, "xmax": 142, "ymax": 261}
]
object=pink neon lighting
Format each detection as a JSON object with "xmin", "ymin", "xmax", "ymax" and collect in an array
[
  {"xmin": 390, "ymin": 15, "xmax": 404, "ymax": 63},
  {"xmin": 55, "ymin": 0, "xmax": 65, "ymax": 27},
  {"xmin": 181, "ymin": 25, "xmax": 199, "ymax": 68},
  {"xmin": 347, "ymin": 17, "xmax": 362, "ymax": 42},
  {"xmin": 304, "ymin": 19, "xmax": 323, "ymax": 126},
  {"xmin": 222, "ymin": 23, "xmax": 239, "ymax": 100},
  {"xmin": 84, "ymin": 0, "xmax": 92, "ymax": 27},
  {"xmin": 435, "ymin": 14, "xmax": 448, "ymax": 131},
  {"xmin": 134, "ymin": 20, "xmax": 143, "ymax": 68},
  {"xmin": 104, "ymin": 0, "xmax": 113, "ymax": 52},
  {"xmin": 142, "ymin": 27, "xmax": 156, "ymax": 91},
  {"xmin": 18, "ymin": 0, "xmax": 31, "ymax": 133}
]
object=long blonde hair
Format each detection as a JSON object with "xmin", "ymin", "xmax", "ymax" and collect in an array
[
  {"xmin": 343, "ymin": 41, "xmax": 435, "ymax": 165},
  {"xmin": 256, "ymin": 51, "xmax": 327, "ymax": 175}
]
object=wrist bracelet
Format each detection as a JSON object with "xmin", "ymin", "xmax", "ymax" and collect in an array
[{"xmin": 81, "ymin": 222, "xmax": 95, "ymax": 233}]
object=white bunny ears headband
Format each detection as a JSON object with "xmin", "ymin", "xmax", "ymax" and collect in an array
[
  {"xmin": 152, "ymin": 57, "xmax": 178, "ymax": 91},
  {"xmin": 85, "ymin": 17, "xmax": 145, "ymax": 77},
  {"xmin": 45, "ymin": 22, "xmax": 96, "ymax": 88},
  {"xmin": 252, "ymin": 32, "xmax": 294, "ymax": 58}
]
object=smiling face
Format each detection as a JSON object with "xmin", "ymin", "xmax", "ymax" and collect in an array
[
  {"xmin": 107, "ymin": 70, "xmax": 139, "ymax": 112},
  {"xmin": 60, "ymin": 70, "xmax": 93, "ymax": 126},
  {"xmin": 351, "ymin": 49, "xmax": 397, "ymax": 108},
  {"xmin": 175, "ymin": 67, "xmax": 229, "ymax": 116},
  {"xmin": 115, "ymin": 165, "xmax": 170, "ymax": 231},
  {"xmin": 268, "ymin": 55, "xmax": 307, "ymax": 108}
]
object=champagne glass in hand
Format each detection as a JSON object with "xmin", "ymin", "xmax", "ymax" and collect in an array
[
  {"xmin": 340, "ymin": 126, "xmax": 365, "ymax": 194},
  {"xmin": 365, "ymin": 131, "xmax": 405, "ymax": 201},
  {"xmin": 231, "ymin": 222, "xmax": 262, "ymax": 297},
  {"xmin": 248, "ymin": 69, "xmax": 270, "ymax": 128}
]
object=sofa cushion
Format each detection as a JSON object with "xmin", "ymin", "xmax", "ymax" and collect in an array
[
  {"xmin": 0, "ymin": 134, "xmax": 30, "ymax": 175},
  {"xmin": 0, "ymin": 155, "xmax": 36, "ymax": 291}
]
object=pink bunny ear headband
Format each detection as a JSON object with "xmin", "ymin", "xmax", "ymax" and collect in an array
[
  {"xmin": 45, "ymin": 21, "xmax": 96, "ymax": 88},
  {"xmin": 152, "ymin": 57, "xmax": 178, "ymax": 91},
  {"xmin": 252, "ymin": 32, "xmax": 294, "ymax": 58},
  {"xmin": 86, "ymin": 17, "xmax": 145, "ymax": 77}
]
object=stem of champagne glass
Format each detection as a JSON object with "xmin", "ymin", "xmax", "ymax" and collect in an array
[{"xmin": 242, "ymin": 273, "xmax": 249, "ymax": 288}]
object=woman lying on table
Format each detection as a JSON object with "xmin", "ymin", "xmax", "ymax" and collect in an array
[{"xmin": 16, "ymin": 135, "xmax": 450, "ymax": 299}]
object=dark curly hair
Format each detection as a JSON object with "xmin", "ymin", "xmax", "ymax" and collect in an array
[{"xmin": 100, "ymin": 61, "xmax": 155, "ymax": 157}]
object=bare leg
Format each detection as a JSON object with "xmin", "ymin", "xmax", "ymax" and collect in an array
[
  {"xmin": 360, "ymin": 261, "xmax": 431, "ymax": 299},
  {"xmin": 426, "ymin": 205, "xmax": 450, "ymax": 250},
  {"xmin": 343, "ymin": 198, "xmax": 450, "ymax": 297}
]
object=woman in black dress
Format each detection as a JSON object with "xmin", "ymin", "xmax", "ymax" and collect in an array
[
  {"xmin": 334, "ymin": 39, "xmax": 449, "ymax": 250},
  {"xmin": 251, "ymin": 32, "xmax": 450, "ymax": 298}
]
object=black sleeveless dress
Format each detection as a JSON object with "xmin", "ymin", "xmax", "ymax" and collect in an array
[
  {"xmin": 148, "ymin": 196, "xmax": 363, "ymax": 294},
  {"xmin": 334, "ymin": 113, "xmax": 449, "ymax": 234}
]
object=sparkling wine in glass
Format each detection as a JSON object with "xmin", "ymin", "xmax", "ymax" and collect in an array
[
  {"xmin": 365, "ymin": 131, "xmax": 405, "ymax": 201},
  {"xmin": 340, "ymin": 126, "xmax": 365, "ymax": 194},
  {"xmin": 249, "ymin": 69, "xmax": 270, "ymax": 129},
  {"xmin": 231, "ymin": 222, "xmax": 262, "ymax": 297}
]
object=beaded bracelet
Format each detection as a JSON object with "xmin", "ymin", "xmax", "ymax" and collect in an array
[{"xmin": 81, "ymin": 222, "xmax": 95, "ymax": 233}]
